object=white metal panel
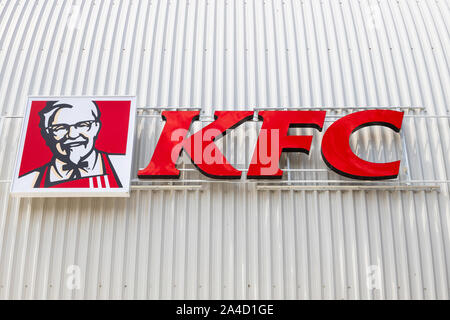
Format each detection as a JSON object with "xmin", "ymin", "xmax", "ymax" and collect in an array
[{"xmin": 0, "ymin": 0, "xmax": 449, "ymax": 299}]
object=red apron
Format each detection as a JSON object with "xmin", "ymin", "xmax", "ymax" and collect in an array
[{"xmin": 37, "ymin": 152, "xmax": 122, "ymax": 188}]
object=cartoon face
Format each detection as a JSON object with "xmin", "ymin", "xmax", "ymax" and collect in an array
[{"xmin": 45, "ymin": 102, "xmax": 101, "ymax": 165}]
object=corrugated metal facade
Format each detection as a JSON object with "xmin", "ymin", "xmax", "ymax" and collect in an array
[{"xmin": 0, "ymin": 0, "xmax": 449, "ymax": 299}]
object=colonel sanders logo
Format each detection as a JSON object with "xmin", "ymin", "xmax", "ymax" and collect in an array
[{"xmin": 12, "ymin": 97, "xmax": 136, "ymax": 197}]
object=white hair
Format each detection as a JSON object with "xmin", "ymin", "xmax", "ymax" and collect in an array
[{"xmin": 40, "ymin": 99, "xmax": 100, "ymax": 129}]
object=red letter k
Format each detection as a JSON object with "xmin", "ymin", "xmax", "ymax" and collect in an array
[{"xmin": 138, "ymin": 111, "xmax": 253, "ymax": 179}]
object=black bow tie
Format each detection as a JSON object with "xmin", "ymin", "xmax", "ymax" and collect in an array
[{"xmin": 62, "ymin": 161, "xmax": 89, "ymax": 180}]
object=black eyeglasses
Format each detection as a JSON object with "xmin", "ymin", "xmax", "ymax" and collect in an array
[{"xmin": 47, "ymin": 120, "xmax": 97, "ymax": 139}]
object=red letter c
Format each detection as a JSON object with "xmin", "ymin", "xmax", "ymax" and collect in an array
[{"xmin": 321, "ymin": 110, "xmax": 404, "ymax": 180}]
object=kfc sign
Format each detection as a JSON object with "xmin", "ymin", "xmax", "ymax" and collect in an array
[
  {"xmin": 11, "ymin": 96, "xmax": 136, "ymax": 197},
  {"xmin": 138, "ymin": 109, "xmax": 404, "ymax": 181},
  {"xmin": 11, "ymin": 96, "xmax": 404, "ymax": 197}
]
